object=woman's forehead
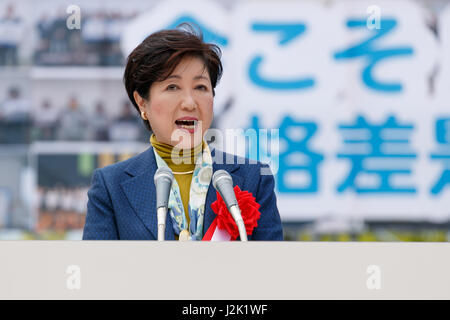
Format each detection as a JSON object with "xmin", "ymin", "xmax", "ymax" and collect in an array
[{"xmin": 169, "ymin": 56, "xmax": 210, "ymax": 79}]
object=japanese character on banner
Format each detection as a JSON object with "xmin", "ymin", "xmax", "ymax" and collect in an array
[
  {"xmin": 430, "ymin": 117, "xmax": 450, "ymax": 195},
  {"xmin": 249, "ymin": 22, "xmax": 315, "ymax": 91},
  {"xmin": 249, "ymin": 115, "xmax": 324, "ymax": 193},
  {"xmin": 333, "ymin": 19, "xmax": 413, "ymax": 93},
  {"xmin": 337, "ymin": 115, "xmax": 417, "ymax": 194}
]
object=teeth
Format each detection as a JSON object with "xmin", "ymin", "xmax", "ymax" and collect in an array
[{"xmin": 176, "ymin": 120, "xmax": 197, "ymax": 129}]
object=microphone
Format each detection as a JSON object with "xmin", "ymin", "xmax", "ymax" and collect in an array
[
  {"xmin": 154, "ymin": 167, "xmax": 174, "ymax": 241},
  {"xmin": 212, "ymin": 170, "xmax": 248, "ymax": 241}
]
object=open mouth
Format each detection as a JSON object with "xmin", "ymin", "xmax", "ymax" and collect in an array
[{"xmin": 175, "ymin": 119, "xmax": 198, "ymax": 132}]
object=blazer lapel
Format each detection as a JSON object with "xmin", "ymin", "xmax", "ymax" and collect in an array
[{"xmin": 120, "ymin": 147, "xmax": 175, "ymax": 240}]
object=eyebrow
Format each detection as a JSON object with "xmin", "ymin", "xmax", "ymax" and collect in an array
[{"xmin": 166, "ymin": 74, "xmax": 209, "ymax": 80}]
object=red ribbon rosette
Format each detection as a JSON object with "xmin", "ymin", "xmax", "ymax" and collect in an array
[{"xmin": 210, "ymin": 185, "xmax": 261, "ymax": 240}]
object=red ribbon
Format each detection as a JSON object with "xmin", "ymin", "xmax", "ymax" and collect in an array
[{"xmin": 203, "ymin": 185, "xmax": 261, "ymax": 241}]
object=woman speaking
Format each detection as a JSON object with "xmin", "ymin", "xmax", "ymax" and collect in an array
[{"xmin": 82, "ymin": 24, "xmax": 283, "ymax": 241}]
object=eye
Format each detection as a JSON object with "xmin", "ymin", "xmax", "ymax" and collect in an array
[
  {"xmin": 166, "ymin": 84, "xmax": 179, "ymax": 91},
  {"xmin": 196, "ymin": 85, "xmax": 208, "ymax": 91}
]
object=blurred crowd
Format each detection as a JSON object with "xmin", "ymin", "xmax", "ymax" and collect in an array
[
  {"xmin": 0, "ymin": 3, "xmax": 138, "ymax": 66},
  {"xmin": 0, "ymin": 86, "xmax": 148, "ymax": 143},
  {"xmin": 0, "ymin": 4, "xmax": 23, "ymax": 65},
  {"xmin": 34, "ymin": 9, "xmax": 137, "ymax": 66},
  {"xmin": 36, "ymin": 186, "xmax": 87, "ymax": 232},
  {"xmin": 37, "ymin": 186, "xmax": 88, "ymax": 214}
]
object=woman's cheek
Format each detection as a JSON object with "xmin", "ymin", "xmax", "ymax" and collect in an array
[
  {"xmin": 204, "ymin": 108, "xmax": 213, "ymax": 133},
  {"xmin": 149, "ymin": 102, "xmax": 163, "ymax": 115},
  {"xmin": 148, "ymin": 104, "xmax": 167, "ymax": 132},
  {"xmin": 149, "ymin": 103, "xmax": 169, "ymax": 124},
  {"xmin": 202, "ymin": 97, "xmax": 213, "ymax": 117}
]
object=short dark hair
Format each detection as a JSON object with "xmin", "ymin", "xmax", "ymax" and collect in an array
[{"xmin": 123, "ymin": 24, "xmax": 223, "ymax": 131}]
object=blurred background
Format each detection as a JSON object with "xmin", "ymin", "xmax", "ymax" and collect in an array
[{"xmin": 0, "ymin": 0, "xmax": 449, "ymax": 241}]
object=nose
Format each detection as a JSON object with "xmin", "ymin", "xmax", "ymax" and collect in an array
[{"xmin": 180, "ymin": 90, "xmax": 197, "ymax": 110}]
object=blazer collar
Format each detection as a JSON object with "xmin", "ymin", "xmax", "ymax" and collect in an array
[
  {"xmin": 120, "ymin": 145, "xmax": 243, "ymax": 240},
  {"xmin": 120, "ymin": 147, "xmax": 174, "ymax": 240}
]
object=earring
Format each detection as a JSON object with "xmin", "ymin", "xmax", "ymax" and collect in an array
[{"xmin": 141, "ymin": 111, "xmax": 148, "ymax": 120}]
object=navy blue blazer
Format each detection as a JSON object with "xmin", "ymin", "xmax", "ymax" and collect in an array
[{"xmin": 82, "ymin": 146, "xmax": 283, "ymax": 241}]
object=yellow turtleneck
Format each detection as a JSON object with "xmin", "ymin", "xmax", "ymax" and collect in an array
[{"xmin": 150, "ymin": 134, "xmax": 203, "ymax": 239}]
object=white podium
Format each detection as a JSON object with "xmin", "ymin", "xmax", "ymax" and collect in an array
[{"xmin": 0, "ymin": 241, "xmax": 449, "ymax": 299}]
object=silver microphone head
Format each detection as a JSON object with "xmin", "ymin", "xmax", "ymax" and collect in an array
[
  {"xmin": 212, "ymin": 169, "xmax": 232, "ymax": 189},
  {"xmin": 212, "ymin": 169, "xmax": 238, "ymax": 208},
  {"xmin": 154, "ymin": 167, "xmax": 174, "ymax": 209}
]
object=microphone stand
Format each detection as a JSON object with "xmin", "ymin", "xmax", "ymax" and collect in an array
[
  {"xmin": 154, "ymin": 167, "xmax": 174, "ymax": 242},
  {"xmin": 157, "ymin": 207, "xmax": 167, "ymax": 241},
  {"xmin": 229, "ymin": 205, "xmax": 248, "ymax": 241}
]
